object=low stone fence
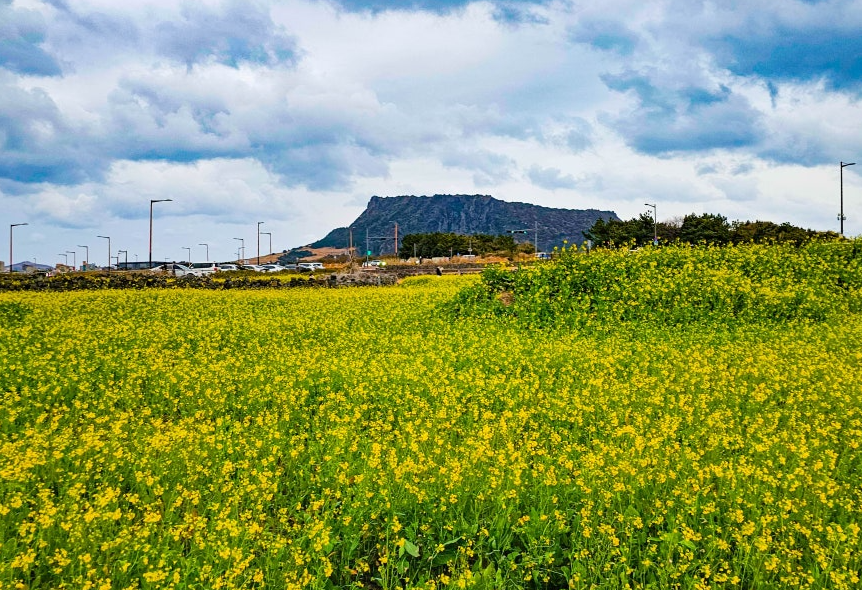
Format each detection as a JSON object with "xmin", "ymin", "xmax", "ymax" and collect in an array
[{"xmin": 0, "ymin": 271, "xmax": 400, "ymax": 292}]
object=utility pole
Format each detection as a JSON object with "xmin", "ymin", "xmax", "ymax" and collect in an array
[
  {"xmin": 233, "ymin": 238, "xmax": 244, "ymax": 263},
  {"xmin": 394, "ymin": 223, "xmax": 398, "ymax": 257},
  {"xmin": 9, "ymin": 223, "xmax": 28, "ymax": 273},
  {"xmin": 534, "ymin": 221, "xmax": 539, "ymax": 255},
  {"xmin": 645, "ymin": 203, "xmax": 657, "ymax": 244},
  {"xmin": 77, "ymin": 245, "xmax": 89, "ymax": 270},
  {"xmin": 97, "ymin": 235, "xmax": 111, "ymax": 271},
  {"xmin": 149, "ymin": 198, "xmax": 172, "ymax": 268},
  {"xmin": 840, "ymin": 161, "xmax": 855, "ymax": 236},
  {"xmin": 257, "ymin": 221, "xmax": 264, "ymax": 265}
]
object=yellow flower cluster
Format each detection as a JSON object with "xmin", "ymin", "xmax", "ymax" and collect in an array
[{"xmin": 0, "ymin": 268, "xmax": 860, "ymax": 589}]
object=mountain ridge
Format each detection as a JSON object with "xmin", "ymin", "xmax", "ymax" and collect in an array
[{"xmin": 311, "ymin": 194, "xmax": 619, "ymax": 255}]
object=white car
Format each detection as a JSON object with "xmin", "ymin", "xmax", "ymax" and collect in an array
[
  {"xmin": 297, "ymin": 262, "xmax": 324, "ymax": 271},
  {"xmin": 188, "ymin": 261, "xmax": 220, "ymax": 276},
  {"xmin": 150, "ymin": 263, "xmax": 195, "ymax": 276},
  {"xmin": 218, "ymin": 264, "xmax": 239, "ymax": 271},
  {"xmin": 260, "ymin": 264, "xmax": 287, "ymax": 273},
  {"xmin": 362, "ymin": 259, "xmax": 386, "ymax": 267}
]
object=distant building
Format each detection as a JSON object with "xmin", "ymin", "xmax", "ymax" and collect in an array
[{"xmin": 9, "ymin": 261, "xmax": 54, "ymax": 273}]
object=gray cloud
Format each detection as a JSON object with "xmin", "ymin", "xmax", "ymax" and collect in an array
[
  {"xmin": 441, "ymin": 149, "xmax": 516, "ymax": 185},
  {"xmin": 0, "ymin": 78, "xmax": 104, "ymax": 184},
  {"xmin": 527, "ymin": 165, "xmax": 578, "ymax": 190},
  {"xmin": 568, "ymin": 18, "xmax": 638, "ymax": 55},
  {"xmin": 154, "ymin": 0, "xmax": 296, "ymax": 68},
  {"xmin": 601, "ymin": 72, "xmax": 761, "ymax": 154},
  {"xmin": 0, "ymin": 2, "xmax": 62, "ymax": 76}
]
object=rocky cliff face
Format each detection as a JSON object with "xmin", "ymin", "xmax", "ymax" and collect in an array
[{"xmin": 312, "ymin": 194, "xmax": 619, "ymax": 255}]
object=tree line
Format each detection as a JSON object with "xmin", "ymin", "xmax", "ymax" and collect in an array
[
  {"xmin": 398, "ymin": 233, "xmax": 534, "ymax": 258},
  {"xmin": 584, "ymin": 213, "xmax": 841, "ymax": 248}
]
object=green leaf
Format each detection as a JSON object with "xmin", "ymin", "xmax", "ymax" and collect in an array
[
  {"xmin": 404, "ymin": 539, "xmax": 420, "ymax": 558},
  {"xmin": 679, "ymin": 539, "xmax": 696, "ymax": 552}
]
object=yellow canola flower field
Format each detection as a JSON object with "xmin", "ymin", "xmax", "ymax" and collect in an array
[{"xmin": 0, "ymin": 270, "xmax": 861, "ymax": 590}]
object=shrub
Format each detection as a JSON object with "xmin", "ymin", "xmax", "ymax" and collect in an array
[{"xmin": 449, "ymin": 241, "xmax": 862, "ymax": 328}]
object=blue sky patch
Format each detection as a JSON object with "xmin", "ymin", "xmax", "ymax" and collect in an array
[{"xmin": 714, "ymin": 29, "xmax": 862, "ymax": 90}]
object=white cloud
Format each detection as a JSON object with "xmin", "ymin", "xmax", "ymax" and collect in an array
[{"xmin": 4, "ymin": 0, "xmax": 862, "ymax": 265}]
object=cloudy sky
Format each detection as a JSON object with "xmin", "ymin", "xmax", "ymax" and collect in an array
[{"xmin": 3, "ymin": 0, "xmax": 862, "ymax": 265}]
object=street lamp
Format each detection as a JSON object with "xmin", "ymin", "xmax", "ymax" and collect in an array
[
  {"xmin": 58, "ymin": 253, "xmax": 68, "ymax": 267},
  {"xmin": 66, "ymin": 250, "xmax": 76, "ymax": 270},
  {"xmin": 506, "ymin": 228, "xmax": 532, "ymax": 258},
  {"xmin": 645, "ymin": 203, "xmax": 657, "ymax": 244},
  {"xmin": 9, "ymin": 223, "xmax": 28, "ymax": 273},
  {"xmin": 149, "ymin": 199, "xmax": 172, "ymax": 268},
  {"xmin": 260, "ymin": 232, "xmax": 272, "ymax": 258},
  {"xmin": 182, "ymin": 246, "xmax": 191, "ymax": 263},
  {"xmin": 97, "ymin": 235, "xmax": 111, "ymax": 270},
  {"xmin": 118, "ymin": 249, "xmax": 128, "ymax": 269},
  {"xmin": 199, "ymin": 243, "xmax": 209, "ymax": 260},
  {"xmin": 840, "ymin": 162, "xmax": 855, "ymax": 236},
  {"xmin": 233, "ymin": 237, "xmax": 244, "ymax": 263},
  {"xmin": 257, "ymin": 221, "xmax": 264, "ymax": 265},
  {"xmin": 77, "ymin": 245, "xmax": 89, "ymax": 271}
]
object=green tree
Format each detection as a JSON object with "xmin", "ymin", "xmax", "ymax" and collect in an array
[
  {"xmin": 679, "ymin": 213, "xmax": 731, "ymax": 244},
  {"xmin": 399, "ymin": 233, "xmax": 517, "ymax": 258},
  {"xmin": 584, "ymin": 214, "xmax": 655, "ymax": 247},
  {"xmin": 728, "ymin": 221, "xmax": 838, "ymax": 245}
]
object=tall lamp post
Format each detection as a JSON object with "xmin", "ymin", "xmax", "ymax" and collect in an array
[
  {"xmin": 77, "ymin": 245, "xmax": 89, "ymax": 271},
  {"xmin": 58, "ymin": 253, "xmax": 68, "ymax": 267},
  {"xmin": 260, "ymin": 232, "xmax": 272, "ymax": 258},
  {"xmin": 182, "ymin": 246, "xmax": 191, "ymax": 263},
  {"xmin": 97, "ymin": 235, "xmax": 111, "ymax": 271},
  {"xmin": 9, "ymin": 222, "xmax": 28, "ymax": 272},
  {"xmin": 118, "ymin": 249, "xmax": 128, "ymax": 269},
  {"xmin": 840, "ymin": 162, "xmax": 855, "ymax": 236},
  {"xmin": 645, "ymin": 203, "xmax": 657, "ymax": 244},
  {"xmin": 199, "ymin": 243, "xmax": 209, "ymax": 260},
  {"xmin": 149, "ymin": 198, "xmax": 172, "ymax": 268},
  {"xmin": 233, "ymin": 237, "xmax": 244, "ymax": 263},
  {"xmin": 66, "ymin": 250, "xmax": 76, "ymax": 270},
  {"xmin": 257, "ymin": 221, "xmax": 264, "ymax": 265}
]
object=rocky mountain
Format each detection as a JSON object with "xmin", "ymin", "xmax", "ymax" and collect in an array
[{"xmin": 312, "ymin": 194, "xmax": 619, "ymax": 255}]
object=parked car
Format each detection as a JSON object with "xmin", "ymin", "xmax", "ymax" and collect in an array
[
  {"xmin": 150, "ymin": 263, "xmax": 195, "ymax": 276},
  {"xmin": 260, "ymin": 264, "xmax": 287, "ymax": 273},
  {"xmin": 240, "ymin": 264, "xmax": 265, "ymax": 272},
  {"xmin": 281, "ymin": 263, "xmax": 298, "ymax": 270},
  {"xmin": 362, "ymin": 259, "xmax": 386, "ymax": 267},
  {"xmin": 188, "ymin": 261, "xmax": 220, "ymax": 276},
  {"xmin": 217, "ymin": 263, "xmax": 239, "ymax": 271},
  {"xmin": 298, "ymin": 262, "xmax": 324, "ymax": 271}
]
